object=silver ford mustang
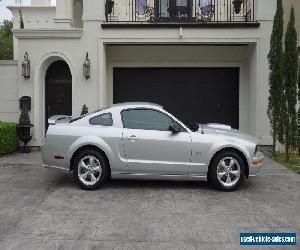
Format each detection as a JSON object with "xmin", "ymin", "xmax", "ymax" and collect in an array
[{"xmin": 41, "ymin": 102, "xmax": 264, "ymax": 191}]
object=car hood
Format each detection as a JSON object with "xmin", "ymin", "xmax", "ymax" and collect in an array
[{"xmin": 198, "ymin": 123, "xmax": 260, "ymax": 144}]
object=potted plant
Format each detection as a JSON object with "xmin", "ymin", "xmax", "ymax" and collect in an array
[
  {"xmin": 106, "ymin": 0, "xmax": 115, "ymax": 15},
  {"xmin": 17, "ymin": 108, "xmax": 33, "ymax": 153},
  {"xmin": 232, "ymin": 0, "xmax": 243, "ymax": 14},
  {"xmin": 80, "ymin": 104, "xmax": 89, "ymax": 116}
]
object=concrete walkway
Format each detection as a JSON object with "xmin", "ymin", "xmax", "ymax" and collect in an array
[{"xmin": 0, "ymin": 152, "xmax": 299, "ymax": 250}]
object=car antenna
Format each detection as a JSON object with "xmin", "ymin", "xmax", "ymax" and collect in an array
[{"xmin": 201, "ymin": 124, "xmax": 204, "ymax": 134}]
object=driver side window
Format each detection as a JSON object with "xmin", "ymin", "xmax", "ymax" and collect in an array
[{"xmin": 122, "ymin": 109, "xmax": 182, "ymax": 131}]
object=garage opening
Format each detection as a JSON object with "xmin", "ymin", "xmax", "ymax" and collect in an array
[{"xmin": 113, "ymin": 67, "xmax": 239, "ymax": 128}]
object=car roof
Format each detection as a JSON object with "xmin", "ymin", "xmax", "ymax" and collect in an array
[{"xmin": 111, "ymin": 102, "xmax": 163, "ymax": 109}]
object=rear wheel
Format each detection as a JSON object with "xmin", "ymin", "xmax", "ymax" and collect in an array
[
  {"xmin": 73, "ymin": 149, "xmax": 109, "ymax": 190},
  {"xmin": 209, "ymin": 150, "xmax": 245, "ymax": 191}
]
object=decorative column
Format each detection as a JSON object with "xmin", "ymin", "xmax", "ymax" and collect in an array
[{"xmin": 54, "ymin": 0, "xmax": 73, "ymax": 28}]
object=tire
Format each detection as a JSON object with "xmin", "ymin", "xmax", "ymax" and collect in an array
[
  {"xmin": 73, "ymin": 149, "xmax": 109, "ymax": 190},
  {"xmin": 209, "ymin": 150, "xmax": 245, "ymax": 192}
]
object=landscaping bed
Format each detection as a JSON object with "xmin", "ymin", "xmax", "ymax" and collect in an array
[{"xmin": 273, "ymin": 153, "xmax": 300, "ymax": 174}]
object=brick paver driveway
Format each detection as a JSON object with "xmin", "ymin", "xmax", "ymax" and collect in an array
[{"xmin": 0, "ymin": 152, "xmax": 299, "ymax": 250}]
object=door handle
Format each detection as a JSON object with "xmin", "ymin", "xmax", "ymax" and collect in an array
[{"xmin": 127, "ymin": 135, "xmax": 138, "ymax": 141}]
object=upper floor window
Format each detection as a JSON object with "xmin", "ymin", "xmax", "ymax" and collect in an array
[
  {"xmin": 136, "ymin": 0, "xmax": 147, "ymax": 15},
  {"xmin": 199, "ymin": 0, "xmax": 211, "ymax": 7}
]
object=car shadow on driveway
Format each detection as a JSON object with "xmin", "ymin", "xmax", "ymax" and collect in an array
[
  {"xmin": 107, "ymin": 179, "xmax": 212, "ymax": 190},
  {"xmin": 54, "ymin": 170, "xmax": 258, "ymax": 193}
]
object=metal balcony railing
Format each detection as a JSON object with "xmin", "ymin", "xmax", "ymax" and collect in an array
[{"xmin": 105, "ymin": 0, "xmax": 255, "ymax": 23}]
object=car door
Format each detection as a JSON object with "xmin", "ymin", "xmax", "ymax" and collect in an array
[{"xmin": 121, "ymin": 108, "xmax": 192, "ymax": 174}]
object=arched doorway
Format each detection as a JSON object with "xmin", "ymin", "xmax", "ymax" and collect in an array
[{"xmin": 45, "ymin": 60, "xmax": 72, "ymax": 129}]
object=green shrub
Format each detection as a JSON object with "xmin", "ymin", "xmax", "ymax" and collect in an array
[{"xmin": 0, "ymin": 122, "xmax": 18, "ymax": 155}]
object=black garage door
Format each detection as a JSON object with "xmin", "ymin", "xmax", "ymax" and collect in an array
[{"xmin": 113, "ymin": 68, "xmax": 239, "ymax": 129}]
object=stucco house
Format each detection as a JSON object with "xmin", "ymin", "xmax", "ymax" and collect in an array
[{"xmin": 0, "ymin": 0, "xmax": 276, "ymax": 147}]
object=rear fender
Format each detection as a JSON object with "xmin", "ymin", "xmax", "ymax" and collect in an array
[{"xmin": 67, "ymin": 136, "xmax": 115, "ymax": 168}]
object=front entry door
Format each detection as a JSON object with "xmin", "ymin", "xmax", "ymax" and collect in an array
[
  {"xmin": 121, "ymin": 108, "xmax": 192, "ymax": 174},
  {"xmin": 45, "ymin": 60, "xmax": 72, "ymax": 129}
]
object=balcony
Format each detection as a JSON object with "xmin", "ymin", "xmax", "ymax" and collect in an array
[{"xmin": 105, "ymin": 0, "xmax": 256, "ymax": 26}]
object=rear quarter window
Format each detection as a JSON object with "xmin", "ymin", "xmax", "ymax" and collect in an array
[{"xmin": 89, "ymin": 113, "xmax": 113, "ymax": 126}]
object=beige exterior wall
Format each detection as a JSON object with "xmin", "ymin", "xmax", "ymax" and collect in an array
[
  {"xmin": 31, "ymin": 0, "xmax": 51, "ymax": 6},
  {"xmin": 0, "ymin": 61, "xmax": 19, "ymax": 123}
]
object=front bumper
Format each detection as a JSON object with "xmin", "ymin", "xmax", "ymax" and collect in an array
[{"xmin": 249, "ymin": 151, "xmax": 264, "ymax": 177}]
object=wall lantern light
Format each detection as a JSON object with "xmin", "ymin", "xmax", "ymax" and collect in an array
[
  {"xmin": 83, "ymin": 52, "xmax": 90, "ymax": 79},
  {"xmin": 22, "ymin": 52, "xmax": 30, "ymax": 79}
]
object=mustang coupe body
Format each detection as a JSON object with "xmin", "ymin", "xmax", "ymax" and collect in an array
[{"xmin": 41, "ymin": 102, "xmax": 264, "ymax": 191}]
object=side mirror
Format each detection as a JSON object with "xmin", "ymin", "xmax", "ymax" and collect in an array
[
  {"xmin": 169, "ymin": 123, "xmax": 181, "ymax": 133},
  {"xmin": 188, "ymin": 122, "xmax": 199, "ymax": 132}
]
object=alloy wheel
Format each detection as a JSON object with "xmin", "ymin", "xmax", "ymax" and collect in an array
[
  {"xmin": 78, "ymin": 155, "xmax": 102, "ymax": 186},
  {"xmin": 216, "ymin": 157, "xmax": 241, "ymax": 187}
]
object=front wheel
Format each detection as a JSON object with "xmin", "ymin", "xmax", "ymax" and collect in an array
[
  {"xmin": 73, "ymin": 149, "xmax": 109, "ymax": 190},
  {"xmin": 209, "ymin": 151, "xmax": 245, "ymax": 191}
]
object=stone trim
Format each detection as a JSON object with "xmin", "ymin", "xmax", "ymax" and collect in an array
[{"xmin": 13, "ymin": 29, "xmax": 82, "ymax": 39}]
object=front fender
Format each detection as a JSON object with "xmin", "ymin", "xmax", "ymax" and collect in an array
[
  {"xmin": 67, "ymin": 135, "xmax": 115, "ymax": 167},
  {"xmin": 206, "ymin": 140, "xmax": 252, "ymax": 170}
]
